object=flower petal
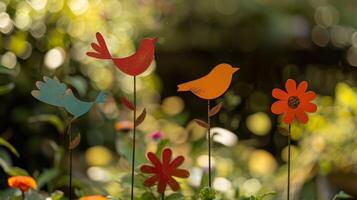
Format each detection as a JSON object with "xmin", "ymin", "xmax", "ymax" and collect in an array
[
  {"xmin": 147, "ymin": 152, "xmax": 162, "ymax": 168},
  {"xmin": 297, "ymin": 81, "xmax": 308, "ymax": 94},
  {"xmin": 144, "ymin": 175, "xmax": 159, "ymax": 187},
  {"xmin": 272, "ymin": 88, "xmax": 288, "ymax": 100},
  {"xmin": 140, "ymin": 165, "xmax": 156, "ymax": 174},
  {"xmin": 300, "ymin": 102, "xmax": 317, "ymax": 113},
  {"xmin": 172, "ymin": 169, "xmax": 190, "ymax": 178},
  {"xmin": 296, "ymin": 108, "xmax": 308, "ymax": 124},
  {"xmin": 157, "ymin": 179, "xmax": 167, "ymax": 194},
  {"xmin": 302, "ymin": 91, "xmax": 316, "ymax": 101},
  {"xmin": 169, "ymin": 156, "xmax": 184, "ymax": 169},
  {"xmin": 283, "ymin": 110, "xmax": 295, "ymax": 124},
  {"xmin": 162, "ymin": 148, "xmax": 172, "ymax": 166},
  {"xmin": 167, "ymin": 177, "xmax": 180, "ymax": 191},
  {"xmin": 285, "ymin": 79, "xmax": 297, "ymax": 94},
  {"xmin": 271, "ymin": 101, "xmax": 288, "ymax": 114}
]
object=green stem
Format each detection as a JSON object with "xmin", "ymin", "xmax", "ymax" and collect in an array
[
  {"xmin": 68, "ymin": 119, "xmax": 73, "ymax": 200},
  {"xmin": 21, "ymin": 191, "xmax": 25, "ymax": 200},
  {"xmin": 287, "ymin": 124, "xmax": 291, "ymax": 200},
  {"xmin": 207, "ymin": 100, "xmax": 212, "ymax": 187},
  {"xmin": 161, "ymin": 192, "xmax": 165, "ymax": 200},
  {"xmin": 130, "ymin": 76, "xmax": 137, "ymax": 200}
]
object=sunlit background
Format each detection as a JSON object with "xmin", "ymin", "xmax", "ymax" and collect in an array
[{"xmin": 0, "ymin": 0, "xmax": 357, "ymax": 199}]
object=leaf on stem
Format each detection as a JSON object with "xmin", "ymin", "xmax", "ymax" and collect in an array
[
  {"xmin": 135, "ymin": 109, "xmax": 146, "ymax": 127},
  {"xmin": 120, "ymin": 96, "xmax": 135, "ymax": 111},
  {"xmin": 209, "ymin": 102, "xmax": 222, "ymax": 117},
  {"xmin": 69, "ymin": 133, "xmax": 81, "ymax": 149},
  {"xmin": 194, "ymin": 119, "xmax": 209, "ymax": 128}
]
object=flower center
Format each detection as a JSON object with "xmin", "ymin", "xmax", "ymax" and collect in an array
[{"xmin": 288, "ymin": 96, "xmax": 300, "ymax": 109}]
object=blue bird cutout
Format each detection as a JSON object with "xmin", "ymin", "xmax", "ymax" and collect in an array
[{"xmin": 31, "ymin": 76, "xmax": 106, "ymax": 119}]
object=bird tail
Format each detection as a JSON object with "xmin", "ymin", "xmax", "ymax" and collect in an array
[
  {"xmin": 177, "ymin": 83, "xmax": 190, "ymax": 92},
  {"xmin": 86, "ymin": 32, "xmax": 112, "ymax": 60},
  {"xmin": 95, "ymin": 91, "xmax": 107, "ymax": 104}
]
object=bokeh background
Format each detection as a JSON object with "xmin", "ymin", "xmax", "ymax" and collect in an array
[{"xmin": 0, "ymin": 0, "xmax": 357, "ymax": 199}]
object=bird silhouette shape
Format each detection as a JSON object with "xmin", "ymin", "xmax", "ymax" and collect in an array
[
  {"xmin": 177, "ymin": 63, "xmax": 239, "ymax": 100},
  {"xmin": 31, "ymin": 76, "xmax": 106, "ymax": 119},
  {"xmin": 86, "ymin": 32, "xmax": 158, "ymax": 76}
]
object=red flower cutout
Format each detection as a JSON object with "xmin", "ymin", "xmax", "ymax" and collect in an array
[
  {"xmin": 271, "ymin": 79, "xmax": 317, "ymax": 124},
  {"xmin": 140, "ymin": 148, "xmax": 190, "ymax": 194}
]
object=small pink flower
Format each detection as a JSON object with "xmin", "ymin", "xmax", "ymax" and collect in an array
[{"xmin": 150, "ymin": 131, "xmax": 162, "ymax": 140}]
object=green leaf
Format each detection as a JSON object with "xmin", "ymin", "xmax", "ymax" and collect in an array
[
  {"xmin": 37, "ymin": 169, "xmax": 60, "ymax": 189},
  {"xmin": 166, "ymin": 193, "xmax": 184, "ymax": 200},
  {"xmin": 333, "ymin": 191, "xmax": 353, "ymax": 200},
  {"xmin": 26, "ymin": 190, "xmax": 46, "ymax": 200},
  {"xmin": 156, "ymin": 139, "xmax": 169, "ymax": 157},
  {"xmin": 5, "ymin": 167, "xmax": 29, "ymax": 176},
  {"xmin": 0, "ymin": 83, "xmax": 15, "ymax": 95},
  {"xmin": 28, "ymin": 114, "xmax": 65, "ymax": 134},
  {"xmin": 50, "ymin": 190, "xmax": 64, "ymax": 200},
  {"xmin": 0, "ymin": 137, "xmax": 19, "ymax": 157}
]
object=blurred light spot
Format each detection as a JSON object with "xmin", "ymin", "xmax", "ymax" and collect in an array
[
  {"xmin": 213, "ymin": 177, "xmax": 232, "ymax": 192},
  {"xmin": 0, "ymin": 12, "xmax": 13, "ymax": 34},
  {"xmin": 28, "ymin": 0, "xmax": 47, "ymax": 11},
  {"xmin": 209, "ymin": 127, "xmax": 238, "ymax": 147},
  {"xmin": 248, "ymin": 150, "xmax": 277, "ymax": 177},
  {"xmin": 347, "ymin": 46, "xmax": 357, "ymax": 67},
  {"xmin": 1, "ymin": 52, "xmax": 17, "ymax": 69},
  {"xmin": 0, "ymin": 2, "xmax": 6, "ymax": 12},
  {"xmin": 87, "ymin": 166, "xmax": 110, "ymax": 182},
  {"xmin": 163, "ymin": 122, "xmax": 187, "ymax": 144},
  {"xmin": 311, "ymin": 135, "xmax": 325, "ymax": 153},
  {"xmin": 281, "ymin": 145, "xmax": 298, "ymax": 162},
  {"xmin": 312, "ymin": 26, "xmax": 329, "ymax": 47},
  {"xmin": 246, "ymin": 112, "xmax": 271, "ymax": 136},
  {"xmin": 85, "ymin": 146, "xmax": 113, "ymax": 166},
  {"xmin": 186, "ymin": 120, "xmax": 206, "ymax": 141},
  {"xmin": 68, "ymin": 0, "xmax": 89, "ymax": 15},
  {"xmin": 48, "ymin": 0, "xmax": 64, "ymax": 13},
  {"xmin": 189, "ymin": 167, "xmax": 203, "ymax": 187},
  {"xmin": 214, "ymin": 0, "xmax": 238, "ymax": 15},
  {"xmin": 92, "ymin": 67, "xmax": 113, "ymax": 90},
  {"xmin": 115, "ymin": 120, "xmax": 133, "ymax": 131},
  {"xmin": 30, "ymin": 21, "xmax": 46, "ymax": 38},
  {"xmin": 197, "ymin": 155, "xmax": 215, "ymax": 169},
  {"xmin": 315, "ymin": 6, "xmax": 339, "ymax": 28},
  {"xmin": 352, "ymin": 32, "xmax": 357, "ymax": 47},
  {"xmin": 162, "ymin": 96, "xmax": 184, "ymax": 116},
  {"xmin": 242, "ymin": 178, "xmax": 261, "ymax": 196},
  {"xmin": 44, "ymin": 47, "xmax": 65, "ymax": 70},
  {"xmin": 330, "ymin": 25, "xmax": 353, "ymax": 48},
  {"xmin": 14, "ymin": 4, "xmax": 31, "ymax": 30}
]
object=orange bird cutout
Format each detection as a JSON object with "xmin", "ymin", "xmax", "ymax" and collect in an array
[
  {"xmin": 87, "ymin": 32, "xmax": 157, "ymax": 76},
  {"xmin": 177, "ymin": 63, "xmax": 239, "ymax": 99}
]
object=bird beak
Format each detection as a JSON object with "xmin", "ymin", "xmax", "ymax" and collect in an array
[{"xmin": 232, "ymin": 67, "xmax": 240, "ymax": 73}]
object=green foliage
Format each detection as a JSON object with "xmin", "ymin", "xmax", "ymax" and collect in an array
[
  {"xmin": 0, "ymin": 137, "xmax": 19, "ymax": 157},
  {"xmin": 199, "ymin": 187, "xmax": 216, "ymax": 200},
  {"xmin": 332, "ymin": 191, "xmax": 353, "ymax": 200}
]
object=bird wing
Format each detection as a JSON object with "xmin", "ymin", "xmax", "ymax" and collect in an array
[{"xmin": 31, "ymin": 76, "xmax": 67, "ymax": 107}]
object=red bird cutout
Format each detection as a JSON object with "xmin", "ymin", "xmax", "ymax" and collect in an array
[{"xmin": 87, "ymin": 32, "xmax": 158, "ymax": 76}]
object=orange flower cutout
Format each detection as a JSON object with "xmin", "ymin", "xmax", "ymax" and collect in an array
[
  {"xmin": 8, "ymin": 176, "xmax": 37, "ymax": 192},
  {"xmin": 271, "ymin": 79, "xmax": 317, "ymax": 124},
  {"xmin": 80, "ymin": 195, "xmax": 108, "ymax": 200},
  {"xmin": 177, "ymin": 63, "xmax": 239, "ymax": 100}
]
